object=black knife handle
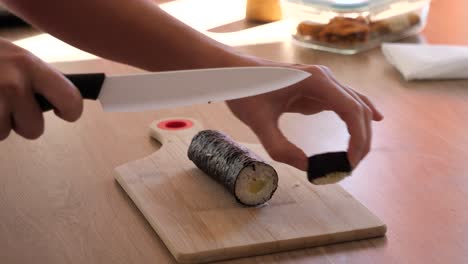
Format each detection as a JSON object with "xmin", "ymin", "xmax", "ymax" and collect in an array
[{"xmin": 36, "ymin": 73, "xmax": 106, "ymax": 112}]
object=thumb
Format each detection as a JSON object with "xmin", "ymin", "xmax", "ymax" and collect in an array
[{"xmin": 253, "ymin": 123, "xmax": 308, "ymax": 171}]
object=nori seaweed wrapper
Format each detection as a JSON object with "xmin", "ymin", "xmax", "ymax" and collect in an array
[
  {"xmin": 307, "ymin": 151, "xmax": 352, "ymax": 184},
  {"xmin": 188, "ymin": 130, "xmax": 277, "ymax": 205}
]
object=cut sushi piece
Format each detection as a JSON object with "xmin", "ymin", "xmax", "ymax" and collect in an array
[
  {"xmin": 307, "ymin": 151, "xmax": 352, "ymax": 185},
  {"xmin": 188, "ymin": 130, "xmax": 278, "ymax": 206}
]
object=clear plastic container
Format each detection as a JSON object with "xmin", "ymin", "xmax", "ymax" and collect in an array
[{"xmin": 282, "ymin": 0, "xmax": 431, "ymax": 54}]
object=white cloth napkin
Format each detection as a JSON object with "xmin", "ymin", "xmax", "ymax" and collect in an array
[{"xmin": 381, "ymin": 43, "xmax": 468, "ymax": 81}]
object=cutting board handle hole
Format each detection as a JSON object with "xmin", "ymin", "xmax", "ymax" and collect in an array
[{"xmin": 157, "ymin": 119, "xmax": 193, "ymax": 130}]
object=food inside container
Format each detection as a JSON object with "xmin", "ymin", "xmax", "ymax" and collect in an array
[{"xmin": 282, "ymin": 0, "xmax": 431, "ymax": 54}]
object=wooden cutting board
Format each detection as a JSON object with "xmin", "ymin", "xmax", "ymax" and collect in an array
[{"xmin": 115, "ymin": 118, "xmax": 386, "ymax": 263}]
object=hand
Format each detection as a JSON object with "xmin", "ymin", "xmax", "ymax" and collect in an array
[
  {"xmin": 0, "ymin": 38, "xmax": 82, "ymax": 140},
  {"xmin": 226, "ymin": 64, "xmax": 383, "ymax": 171}
]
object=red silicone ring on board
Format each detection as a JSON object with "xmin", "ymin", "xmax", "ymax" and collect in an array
[{"xmin": 157, "ymin": 119, "xmax": 193, "ymax": 130}]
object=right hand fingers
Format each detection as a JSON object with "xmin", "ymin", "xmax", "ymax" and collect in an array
[
  {"xmin": 318, "ymin": 66, "xmax": 377, "ymax": 166},
  {"xmin": 336, "ymin": 99, "xmax": 368, "ymax": 168},
  {"xmin": 252, "ymin": 121, "xmax": 308, "ymax": 171},
  {"xmin": 302, "ymin": 66, "xmax": 373, "ymax": 168},
  {"xmin": 354, "ymin": 90, "xmax": 384, "ymax": 121},
  {"xmin": 319, "ymin": 66, "xmax": 383, "ymax": 121}
]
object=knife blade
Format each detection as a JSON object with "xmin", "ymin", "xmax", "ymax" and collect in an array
[{"xmin": 36, "ymin": 66, "xmax": 310, "ymax": 112}]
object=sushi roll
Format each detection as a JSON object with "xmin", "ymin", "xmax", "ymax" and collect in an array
[
  {"xmin": 307, "ymin": 151, "xmax": 352, "ymax": 185},
  {"xmin": 188, "ymin": 130, "xmax": 278, "ymax": 207}
]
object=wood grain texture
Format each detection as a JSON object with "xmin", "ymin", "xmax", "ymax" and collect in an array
[
  {"xmin": 1, "ymin": 0, "xmax": 468, "ymax": 263},
  {"xmin": 114, "ymin": 118, "xmax": 385, "ymax": 263}
]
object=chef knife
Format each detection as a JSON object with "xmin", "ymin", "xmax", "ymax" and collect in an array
[{"xmin": 36, "ymin": 66, "xmax": 310, "ymax": 112}]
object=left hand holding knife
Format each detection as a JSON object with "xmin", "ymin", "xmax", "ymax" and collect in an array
[{"xmin": 0, "ymin": 38, "xmax": 83, "ymax": 140}]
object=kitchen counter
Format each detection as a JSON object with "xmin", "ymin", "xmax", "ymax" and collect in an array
[{"xmin": 1, "ymin": 0, "xmax": 468, "ymax": 263}]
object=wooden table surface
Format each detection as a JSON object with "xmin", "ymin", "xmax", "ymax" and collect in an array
[{"xmin": 1, "ymin": 0, "xmax": 468, "ymax": 263}]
